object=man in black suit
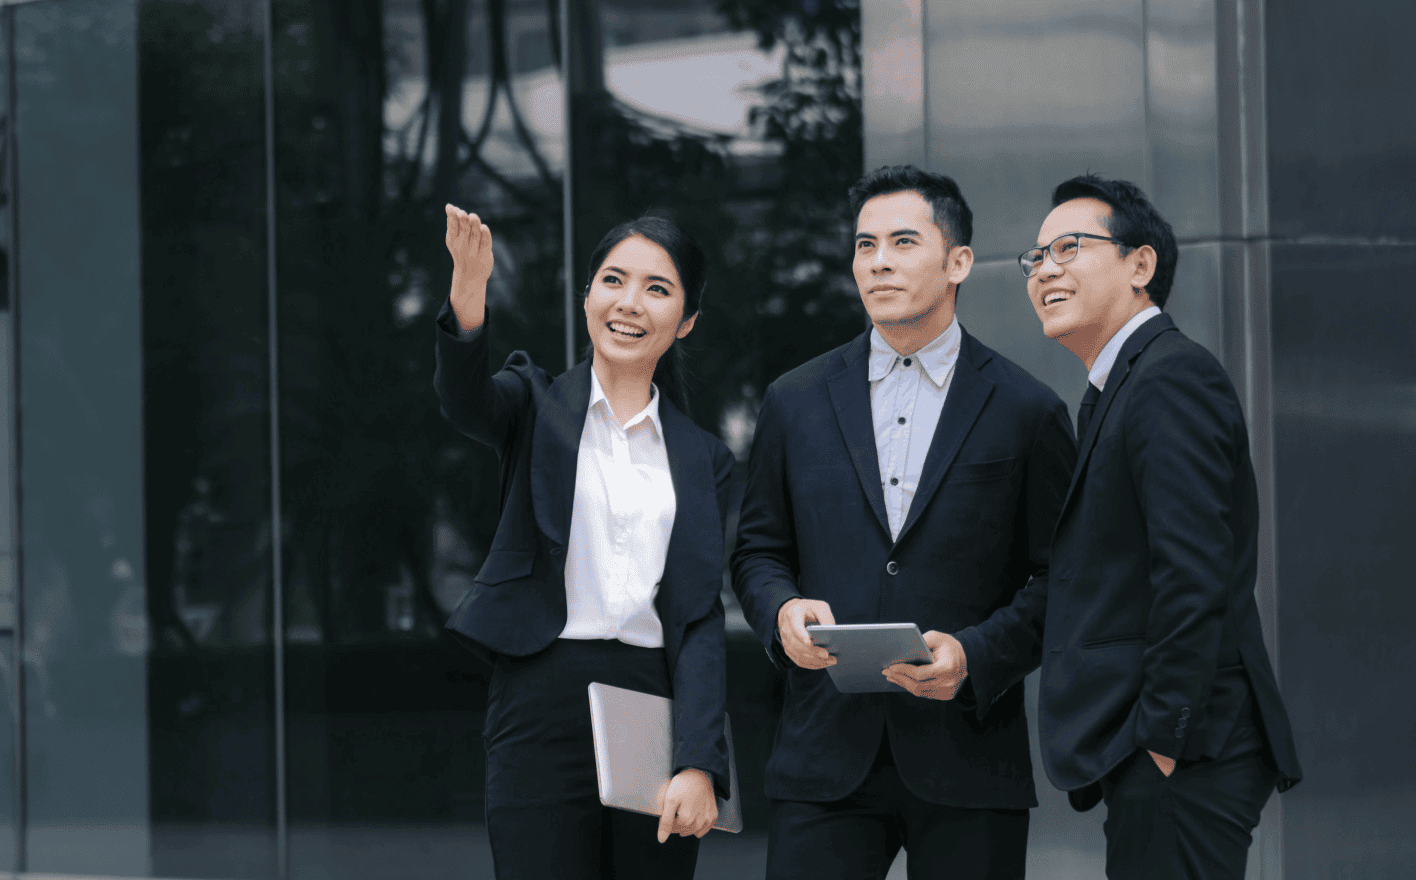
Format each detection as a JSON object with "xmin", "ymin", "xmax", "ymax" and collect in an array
[
  {"xmin": 731, "ymin": 165, "xmax": 1076, "ymax": 878},
  {"xmin": 961, "ymin": 174, "xmax": 1302, "ymax": 878}
]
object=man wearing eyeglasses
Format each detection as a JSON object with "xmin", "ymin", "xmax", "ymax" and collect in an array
[{"xmin": 964, "ymin": 174, "xmax": 1302, "ymax": 878}]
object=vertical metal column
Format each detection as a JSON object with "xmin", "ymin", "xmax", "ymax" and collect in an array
[
  {"xmin": 3, "ymin": 2, "xmax": 26, "ymax": 872},
  {"xmin": 560, "ymin": 0, "xmax": 574, "ymax": 371},
  {"xmin": 263, "ymin": 0, "xmax": 289, "ymax": 876}
]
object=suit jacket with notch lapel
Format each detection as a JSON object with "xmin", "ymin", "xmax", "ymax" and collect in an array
[
  {"xmin": 960, "ymin": 312, "xmax": 1302, "ymax": 806},
  {"xmin": 431, "ymin": 301, "xmax": 735, "ymax": 798},
  {"xmin": 732, "ymin": 325, "xmax": 1077, "ymax": 809}
]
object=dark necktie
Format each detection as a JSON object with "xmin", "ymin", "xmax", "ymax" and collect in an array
[{"xmin": 1077, "ymin": 382, "xmax": 1101, "ymax": 439}]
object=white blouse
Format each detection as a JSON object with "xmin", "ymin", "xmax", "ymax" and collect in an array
[{"xmin": 558, "ymin": 368, "xmax": 677, "ymax": 647}]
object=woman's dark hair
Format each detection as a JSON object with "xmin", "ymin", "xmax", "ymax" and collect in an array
[{"xmin": 582, "ymin": 213, "xmax": 707, "ymax": 414}]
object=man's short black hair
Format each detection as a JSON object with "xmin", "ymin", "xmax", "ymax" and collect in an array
[
  {"xmin": 1050, "ymin": 174, "xmax": 1178, "ymax": 309},
  {"xmin": 849, "ymin": 165, "xmax": 973, "ymax": 250}
]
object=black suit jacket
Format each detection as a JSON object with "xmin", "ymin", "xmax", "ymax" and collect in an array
[
  {"xmin": 963, "ymin": 314, "xmax": 1303, "ymax": 805},
  {"xmin": 432, "ymin": 302, "xmax": 735, "ymax": 798},
  {"xmin": 731, "ymin": 327, "xmax": 1076, "ymax": 808}
]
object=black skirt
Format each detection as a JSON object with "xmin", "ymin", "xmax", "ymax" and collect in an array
[{"xmin": 483, "ymin": 637, "xmax": 672, "ymax": 811}]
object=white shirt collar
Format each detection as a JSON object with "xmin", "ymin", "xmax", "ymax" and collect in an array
[
  {"xmin": 1089, "ymin": 306, "xmax": 1162, "ymax": 392},
  {"xmin": 588, "ymin": 365, "xmax": 664, "ymax": 436},
  {"xmin": 868, "ymin": 318, "xmax": 962, "ymax": 387}
]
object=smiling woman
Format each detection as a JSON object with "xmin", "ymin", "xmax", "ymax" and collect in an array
[{"xmin": 434, "ymin": 207, "xmax": 734, "ymax": 878}]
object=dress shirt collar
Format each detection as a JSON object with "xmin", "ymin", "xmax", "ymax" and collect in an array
[
  {"xmin": 868, "ymin": 317, "xmax": 961, "ymax": 387},
  {"xmin": 588, "ymin": 364, "xmax": 664, "ymax": 436},
  {"xmin": 1089, "ymin": 305, "xmax": 1162, "ymax": 392}
]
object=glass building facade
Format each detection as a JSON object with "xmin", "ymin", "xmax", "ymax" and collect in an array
[{"xmin": 0, "ymin": 0, "xmax": 1411, "ymax": 878}]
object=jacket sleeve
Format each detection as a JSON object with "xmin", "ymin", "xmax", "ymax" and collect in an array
[
  {"xmin": 670, "ymin": 438, "xmax": 737, "ymax": 800},
  {"xmin": 432, "ymin": 298, "xmax": 533, "ymax": 451},
  {"xmin": 953, "ymin": 396, "xmax": 1076, "ymax": 722},
  {"xmin": 1124, "ymin": 354, "xmax": 1242, "ymax": 760},
  {"xmin": 730, "ymin": 385, "xmax": 801, "ymax": 670}
]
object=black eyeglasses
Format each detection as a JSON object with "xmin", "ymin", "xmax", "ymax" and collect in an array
[{"xmin": 1018, "ymin": 232, "xmax": 1126, "ymax": 278}]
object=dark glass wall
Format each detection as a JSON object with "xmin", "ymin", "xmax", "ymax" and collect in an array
[
  {"xmin": 272, "ymin": 1, "xmax": 562, "ymax": 877},
  {"xmin": 1267, "ymin": 1, "xmax": 1416, "ymax": 877},
  {"xmin": 138, "ymin": 1, "xmax": 278, "ymax": 877},
  {"xmin": 0, "ymin": 0, "xmax": 851, "ymax": 877}
]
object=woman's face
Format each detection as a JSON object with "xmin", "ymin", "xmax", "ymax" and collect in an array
[{"xmin": 583, "ymin": 234, "xmax": 697, "ymax": 374}]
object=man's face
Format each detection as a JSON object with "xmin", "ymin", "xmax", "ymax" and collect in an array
[
  {"xmin": 1028, "ymin": 198, "xmax": 1150, "ymax": 352},
  {"xmin": 853, "ymin": 190, "xmax": 957, "ymax": 331}
]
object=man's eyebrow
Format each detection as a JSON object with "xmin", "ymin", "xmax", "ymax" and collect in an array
[{"xmin": 854, "ymin": 228, "xmax": 922, "ymax": 241}]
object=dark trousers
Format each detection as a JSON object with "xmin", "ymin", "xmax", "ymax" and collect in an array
[
  {"xmin": 765, "ymin": 734, "xmax": 1029, "ymax": 880},
  {"xmin": 483, "ymin": 638, "xmax": 699, "ymax": 880},
  {"xmin": 1099, "ymin": 707, "xmax": 1277, "ymax": 880}
]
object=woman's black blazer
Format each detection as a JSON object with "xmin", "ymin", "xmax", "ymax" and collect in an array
[{"xmin": 433, "ymin": 302, "xmax": 734, "ymax": 797}]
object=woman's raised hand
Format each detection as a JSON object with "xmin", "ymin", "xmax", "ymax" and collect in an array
[{"xmin": 445, "ymin": 203, "xmax": 494, "ymax": 332}]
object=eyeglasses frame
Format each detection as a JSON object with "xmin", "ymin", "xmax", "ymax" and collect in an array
[{"xmin": 1018, "ymin": 232, "xmax": 1129, "ymax": 278}]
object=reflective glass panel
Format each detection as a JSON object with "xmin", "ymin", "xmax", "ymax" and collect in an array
[
  {"xmin": 138, "ymin": 1, "xmax": 279, "ymax": 876},
  {"xmin": 272, "ymin": 1, "xmax": 563, "ymax": 876}
]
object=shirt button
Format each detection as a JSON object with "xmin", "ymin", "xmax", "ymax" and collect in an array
[
  {"xmin": 902, "ymin": 358, "xmax": 912, "ymax": 367},
  {"xmin": 886, "ymin": 561, "xmax": 899, "ymax": 575},
  {"xmin": 897, "ymin": 417, "xmax": 906, "ymax": 425},
  {"xmin": 890, "ymin": 477, "xmax": 899, "ymax": 486}
]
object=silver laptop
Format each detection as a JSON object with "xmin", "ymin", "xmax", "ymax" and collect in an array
[{"xmin": 587, "ymin": 682, "xmax": 743, "ymax": 833}]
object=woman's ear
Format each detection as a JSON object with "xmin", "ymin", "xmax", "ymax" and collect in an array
[{"xmin": 676, "ymin": 312, "xmax": 699, "ymax": 339}]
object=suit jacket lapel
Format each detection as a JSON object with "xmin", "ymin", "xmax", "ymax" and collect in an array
[
  {"xmin": 656, "ymin": 402, "xmax": 722, "ymax": 623},
  {"xmin": 531, "ymin": 358, "xmax": 593, "ymax": 548},
  {"xmin": 895, "ymin": 329, "xmax": 995, "ymax": 545},
  {"xmin": 1057, "ymin": 313, "xmax": 1178, "ymax": 523},
  {"xmin": 826, "ymin": 333, "xmax": 891, "ymax": 538}
]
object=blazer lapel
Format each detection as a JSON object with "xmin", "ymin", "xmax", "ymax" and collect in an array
[
  {"xmin": 531, "ymin": 358, "xmax": 593, "ymax": 548},
  {"xmin": 894, "ymin": 329, "xmax": 995, "ymax": 545},
  {"xmin": 825, "ymin": 333, "xmax": 891, "ymax": 538},
  {"xmin": 1057, "ymin": 313, "xmax": 1178, "ymax": 523},
  {"xmin": 657, "ymin": 402, "xmax": 722, "ymax": 624}
]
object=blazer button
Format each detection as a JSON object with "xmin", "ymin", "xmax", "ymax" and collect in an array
[
  {"xmin": 550, "ymin": 546, "xmax": 562, "ymax": 557},
  {"xmin": 886, "ymin": 561, "xmax": 899, "ymax": 575},
  {"xmin": 1180, "ymin": 707, "xmax": 1191, "ymax": 718},
  {"xmin": 1174, "ymin": 728, "xmax": 1185, "ymax": 738},
  {"xmin": 1178, "ymin": 717, "xmax": 1188, "ymax": 728}
]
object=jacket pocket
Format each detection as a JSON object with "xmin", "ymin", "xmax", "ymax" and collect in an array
[
  {"xmin": 474, "ymin": 549, "xmax": 536, "ymax": 585},
  {"xmin": 1082, "ymin": 634, "xmax": 1147, "ymax": 649},
  {"xmin": 946, "ymin": 457, "xmax": 1019, "ymax": 483}
]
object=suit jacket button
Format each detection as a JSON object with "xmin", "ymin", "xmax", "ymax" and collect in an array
[
  {"xmin": 1178, "ymin": 717, "xmax": 1188, "ymax": 728},
  {"xmin": 1174, "ymin": 729, "xmax": 1185, "ymax": 738},
  {"xmin": 550, "ymin": 546, "xmax": 562, "ymax": 557},
  {"xmin": 886, "ymin": 561, "xmax": 899, "ymax": 575},
  {"xmin": 1180, "ymin": 707, "xmax": 1191, "ymax": 718}
]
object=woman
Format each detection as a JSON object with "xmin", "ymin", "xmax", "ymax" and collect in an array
[{"xmin": 434, "ymin": 204, "xmax": 734, "ymax": 879}]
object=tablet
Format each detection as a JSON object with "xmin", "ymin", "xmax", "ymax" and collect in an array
[
  {"xmin": 806, "ymin": 623, "xmax": 934, "ymax": 693},
  {"xmin": 587, "ymin": 682, "xmax": 743, "ymax": 833}
]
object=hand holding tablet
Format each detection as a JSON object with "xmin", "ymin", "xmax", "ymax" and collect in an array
[{"xmin": 806, "ymin": 623, "xmax": 934, "ymax": 693}]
